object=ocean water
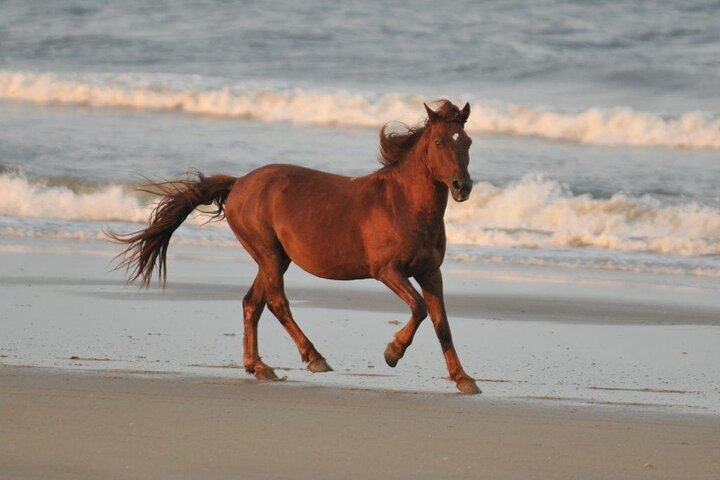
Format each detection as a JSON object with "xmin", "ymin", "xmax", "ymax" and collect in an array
[{"xmin": 1, "ymin": 0, "xmax": 719, "ymax": 278}]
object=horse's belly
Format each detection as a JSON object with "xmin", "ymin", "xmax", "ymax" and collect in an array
[
  {"xmin": 276, "ymin": 220, "xmax": 370, "ymax": 280},
  {"xmin": 283, "ymin": 238, "xmax": 370, "ymax": 280}
]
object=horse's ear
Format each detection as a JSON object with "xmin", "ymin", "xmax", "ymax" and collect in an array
[
  {"xmin": 424, "ymin": 103, "xmax": 440, "ymax": 123},
  {"xmin": 460, "ymin": 102, "xmax": 471, "ymax": 123}
]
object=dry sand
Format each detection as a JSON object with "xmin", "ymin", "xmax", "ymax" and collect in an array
[{"xmin": 2, "ymin": 366, "xmax": 719, "ymax": 480}]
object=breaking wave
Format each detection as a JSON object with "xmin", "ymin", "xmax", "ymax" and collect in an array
[
  {"xmin": 445, "ymin": 174, "xmax": 720, "ymax": 256},
  {"xmin": 2, "ymin": 173, "xmax": 719, "ymax": 257},
  {"xmin": 0, "ymin": 174, "xmax": 220, "ymax": 227},
  {"xmin": 0, "ymin": 175, "xmax": 147, "ymax": 222},
  {"xmin": 2, "ymin": 70, "xmax": 720, "ymax": 149}
]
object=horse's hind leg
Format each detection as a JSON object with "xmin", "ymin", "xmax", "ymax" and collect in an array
[
  {"xmin": 242, "ymin": 275, "xmax": 280, "ymax": 381},
  {"xmin": 261, "ymin": 257, "xmax": 332, "ymax": 373}
]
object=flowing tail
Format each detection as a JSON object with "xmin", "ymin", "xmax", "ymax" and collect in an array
[{"xmin": 106, "ymin": 171, "xmax": 237, "ymax": 288}]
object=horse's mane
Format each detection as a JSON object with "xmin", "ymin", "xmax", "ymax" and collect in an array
[{"xmin": 378, "ymin": 100, "xmax": 461, "ymax": 167}]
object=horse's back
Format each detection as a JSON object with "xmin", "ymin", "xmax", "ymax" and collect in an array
[{"xmin": 229, "ymin": 164, "xmax": 355, "ymax": 213}]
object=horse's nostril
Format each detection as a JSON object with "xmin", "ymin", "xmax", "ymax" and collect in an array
[{"xmin": 452, "ymin": 180, "xmax": 461, "ymax": 190}]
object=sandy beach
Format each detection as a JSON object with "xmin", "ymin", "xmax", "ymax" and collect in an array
[{"xmin": 1, "ymin": 237, "xmax": 720, "ymax": 478}]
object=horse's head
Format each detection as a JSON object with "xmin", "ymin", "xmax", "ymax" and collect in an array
[{"xmin": 424, "ymin": 101, "xmax": 473, "ymax": 202}]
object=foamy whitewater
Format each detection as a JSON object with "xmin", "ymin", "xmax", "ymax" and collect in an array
[
  {"xmin": 1, "ymin": 0, "xmax": 718, "ymax": 279},
  {"xmin": 2, "ymin": 71, "xmax": 720, "ymax": 149}
]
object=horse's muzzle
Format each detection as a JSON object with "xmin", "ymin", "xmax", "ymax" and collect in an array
[{"xmin": 451, "ymin": 180, "xmax": 472, "ymax": 202}]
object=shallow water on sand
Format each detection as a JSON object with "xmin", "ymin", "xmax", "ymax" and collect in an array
[{"xmin": 2, "ymin": 239, "xmax": 719, "ymax": 414}]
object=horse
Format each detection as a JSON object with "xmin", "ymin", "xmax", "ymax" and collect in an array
[{"xmin": 108, "ymin": 100, "xmax": 480, "ymax": 394}]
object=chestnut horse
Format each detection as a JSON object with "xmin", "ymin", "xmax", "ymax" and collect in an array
[{"xmin": 110, "ymin": 100, "xmax": 479, "ymax": 394}]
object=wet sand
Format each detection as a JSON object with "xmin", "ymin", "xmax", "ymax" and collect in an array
[
  {"xmin": 1, "ymin": 366, "xmax": 719, "ymax": 480},
  {"xmin": 2, "ymin": 238, "xmax": 720, "ymax": 412},
  {"xmin": 1, "ymin": 237, "xmax": 720, "ymax": 478}
]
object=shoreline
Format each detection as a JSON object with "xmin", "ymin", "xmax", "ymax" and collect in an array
[
  {"xmin": 4, "ymin": 364, "xmax": 715, "ymax": 418},
  {"xmin": 1, "ymin": 237, "xmax": 719, "ymax": 414}
]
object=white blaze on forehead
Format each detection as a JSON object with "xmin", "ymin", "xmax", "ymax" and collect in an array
[{"xmin": 452, "ymin": 133, "xmax": 460, "ymax": 141}]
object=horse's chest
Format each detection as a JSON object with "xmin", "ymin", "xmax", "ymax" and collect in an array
[
  {"xmin": 394, "ymin": 223, "xmax": 446, "ymax": 273},
  {"xmin": 364, "ymin": 201, "xmax": 446, "ymax": 274}
]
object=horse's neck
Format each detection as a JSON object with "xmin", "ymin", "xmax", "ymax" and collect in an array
[{"xmin": 389, "ymin": 152, "xmax": 449, "ymax": 223}]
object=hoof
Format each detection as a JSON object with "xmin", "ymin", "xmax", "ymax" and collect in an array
[
  {"xmin": 456, "ymin": 377, "xmax": 481, "ymax": 395},
  {"xmin": 307, "ymin": 357, "xmax": 333, "ymax": 373},
  {"xmin": 254, "ymin": 366, "xmax": 282, "ymax": 381},
  {"xmin": 384, "ymin": 341, "xmax": 403, "ymax": 368}
]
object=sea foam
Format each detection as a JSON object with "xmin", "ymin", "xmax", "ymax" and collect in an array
[
  {"xmin": 445, "ymin": 174, "xmax": 720, "ymax": 256},
  {"xmin": 0, "ymin": 175, "xmax": 148, "ymax": 222},
  {"xmin": 2, "ymin": 173, "xmax": 719, "ymax": 257},
  {"xmin": 2, "ymin": 70, "xmax": 719, "ymax": 149}
]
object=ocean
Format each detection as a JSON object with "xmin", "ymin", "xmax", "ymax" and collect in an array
[{"xmin": 1, "ymin": 0, "xmax": 719, "ymax": 279}]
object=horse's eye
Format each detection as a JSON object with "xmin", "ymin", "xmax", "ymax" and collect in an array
[{"xmin": 434, "ymin": 140, "xmax": 441, "ymax": 146}]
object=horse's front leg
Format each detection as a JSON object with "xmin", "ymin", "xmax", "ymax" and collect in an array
[
  {"xmin": 377, "ymin": 266, "xmax": 428, "ymax": 368},
  {"xmin": 416, "ymin": 268, "xmax": 480, "ymax": 394}
]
